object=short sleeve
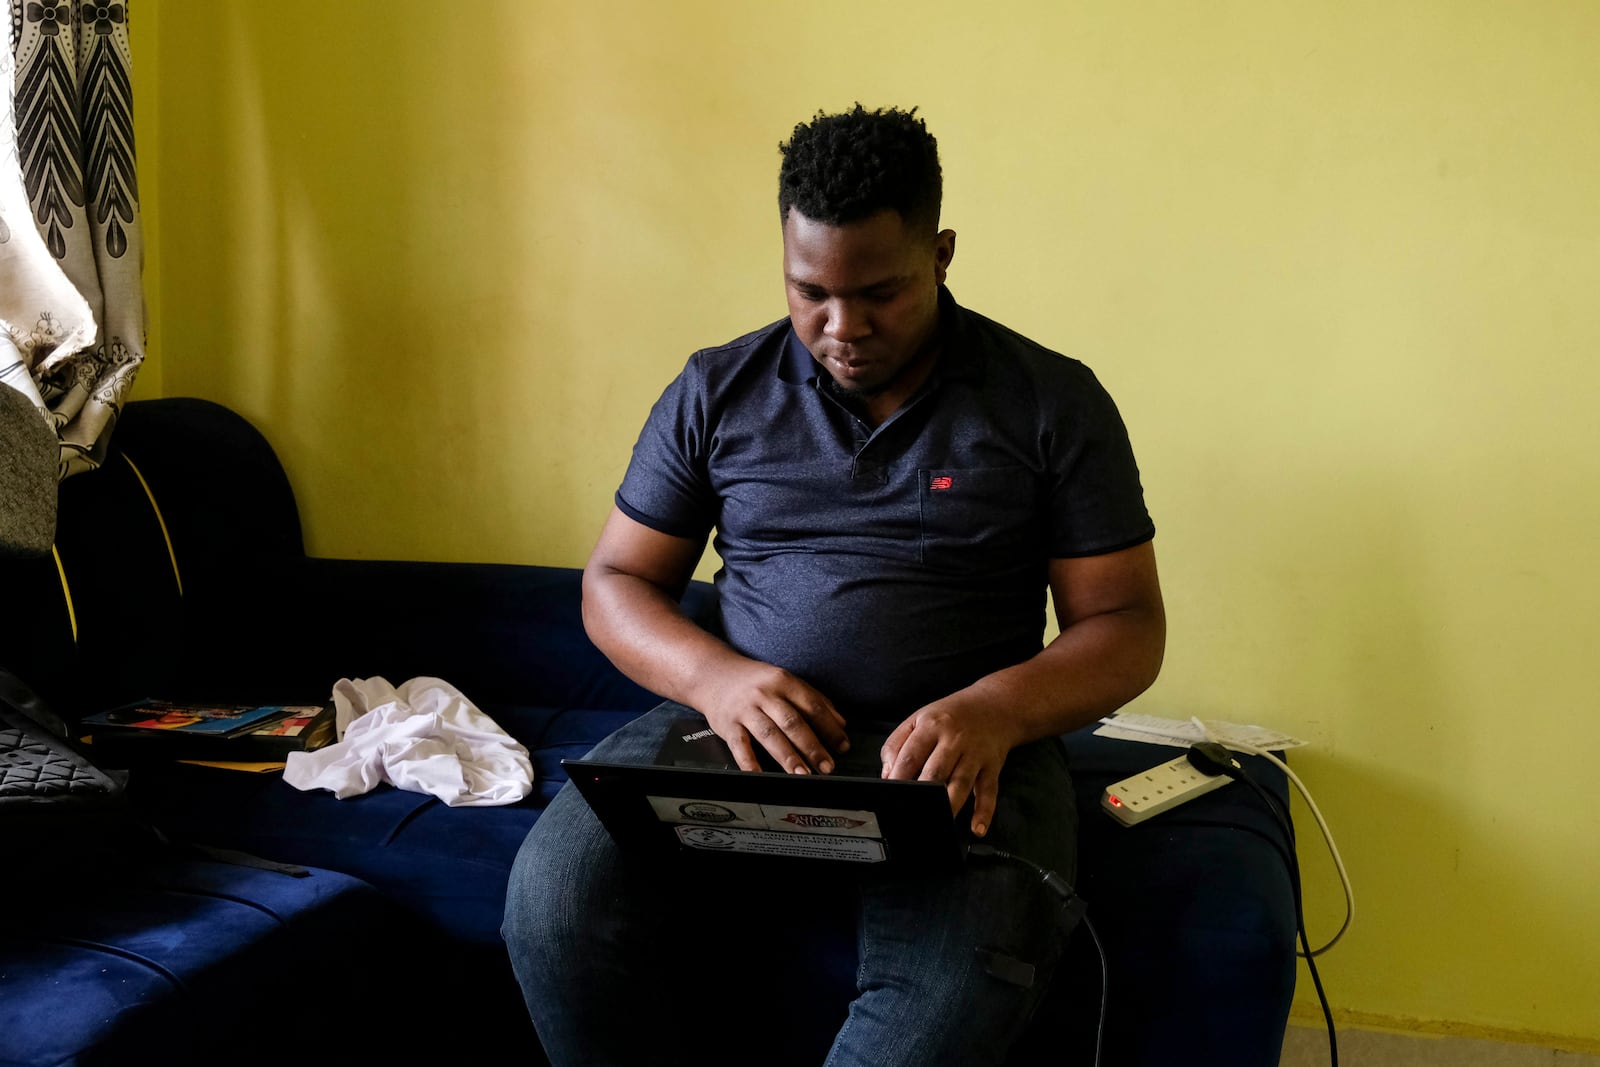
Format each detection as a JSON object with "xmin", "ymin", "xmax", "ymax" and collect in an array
[
  {"xmin": 614, "ymin": 355, "xmax": 719, "ymax": 541},
  {"xmin": 1046, "ymin": 366, "xmax": 1156, "ymax": 559}
]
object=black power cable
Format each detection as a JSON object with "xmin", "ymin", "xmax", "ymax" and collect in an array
[
  {"xmin": 1186, "ymin": 741, "xmax": 1338, "ymax": 1067},
  {"xmin": 967, "ymin": 843, "xmax": 1107, "ymax": 1067}
]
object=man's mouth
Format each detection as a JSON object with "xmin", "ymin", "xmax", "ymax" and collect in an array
[{"xmin": 828, "ymin": 352, "xmax": 869, "ymax": 373}]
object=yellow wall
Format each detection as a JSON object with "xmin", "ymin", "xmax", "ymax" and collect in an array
[
  {"xmin": 129, "ymin": 0, "xmax": 161, "ymax": 400},
  {"xmin": 139, "ymin": 0, "xmax": 1600, "ymax": 1046}
]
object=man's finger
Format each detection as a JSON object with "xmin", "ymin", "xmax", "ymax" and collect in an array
[
  {"xmin": 942, "ymin": 763, "xmax": 978, "ymax": 818},
  {"xmin": 917, "ymin": 745, "xmax": 961, "ymax": 787},
  {"xmin": 745, "ymin": 712, "xmax": 813, "ymax": 775},
  {"xmin": 793, "ymin": 697, "xmax": 850, "ymax": 757},
  {"xmin": 804, "ymin": 693, "xmax": 848, "ymax": 734},
  {"xmin": 970, "ymin": 768, "xmax": 1000, "ymax": 838},
  {"xmin": 724, "ymin": 727, "xmax": 764, "ymax": 774},
  {"xmin": 763, "ymin": 704, "xmax": 835, "ymax": 773},
  {"xmin": 886, "ymin": 724, "xmax": 937, "ymax": 781},
  {"xmin": 879, "ymin": 719, "xmax": 914, "ymax": 777}
]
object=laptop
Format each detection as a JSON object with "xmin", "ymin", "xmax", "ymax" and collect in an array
[{"xmin": 562, "ymin": 715, "xmax": 968, "ymax": 873}]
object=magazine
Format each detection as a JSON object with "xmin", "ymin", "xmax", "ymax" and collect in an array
[
  {"xmin": 81, "ymin": 699, "xmax": 336, "ymax": 763},
  {"xmin": 83, "ymin": 700, "xmax": 304, "ymax": 736}
]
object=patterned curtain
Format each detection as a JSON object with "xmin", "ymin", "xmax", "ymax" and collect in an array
[{"xmin": 0, "ymin": 0, "xmax": 143, "ymax": 479}]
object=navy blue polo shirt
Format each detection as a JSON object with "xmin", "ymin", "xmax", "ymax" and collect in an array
[{"xmin": 616, "ymin": 288, "xmax": 1154, "ymax": 724}]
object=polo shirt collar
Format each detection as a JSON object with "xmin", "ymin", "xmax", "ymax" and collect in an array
[{"xmin": 779, "ymin": 286, "xmax": 986, "ymax": 385}]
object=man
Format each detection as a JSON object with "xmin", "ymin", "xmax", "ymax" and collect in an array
[{"xmin": 504, "ymin": 105, "xmax": 1165, "ymax": 1066}]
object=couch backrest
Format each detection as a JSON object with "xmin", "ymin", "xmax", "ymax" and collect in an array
[
  {"xmin": 1, "ymin": 397, "xmax": 714, "ymax": 720},
  {"xmin": 0, "ymin": 398, "xmax": 306, "ymax": 720}
]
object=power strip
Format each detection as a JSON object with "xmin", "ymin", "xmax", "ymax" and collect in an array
[{"xmin": 1101, "ymin": 751, "xmax": 1232, "ymax": 826}]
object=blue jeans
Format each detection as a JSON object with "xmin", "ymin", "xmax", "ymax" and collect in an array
[{"xmin": 503, "ymin": 702, "xmax": 1081, "ymax": 1066}]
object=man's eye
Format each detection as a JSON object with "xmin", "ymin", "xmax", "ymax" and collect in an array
[
  {"xmin": 864, "ymin": 289, "xmax": 897, "ymax": 303},
  {"xmin": 796, "ymin": 288, "xmax": 826, "ymax": 303}
]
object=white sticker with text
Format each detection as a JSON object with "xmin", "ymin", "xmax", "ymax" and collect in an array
[{"xmin": 673, "ymin": 825, "xmax": 886, "ymax": 863}]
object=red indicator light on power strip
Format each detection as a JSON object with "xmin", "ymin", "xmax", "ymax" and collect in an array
[{"xmin": 1108, "ymin": 794, "xmax": 1123, "ymax": 807}]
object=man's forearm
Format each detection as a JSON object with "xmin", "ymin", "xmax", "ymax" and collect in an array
[
  {"xmin": 936, "ymin": 607, "xmax": 1166, "ymax": 749},
  {"xmin": 580, "ymin": 566, "xmax": 746, "ymax": 711}
]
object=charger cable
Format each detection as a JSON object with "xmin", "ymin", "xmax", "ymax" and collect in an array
[
  {"xmin": 1188, "ymin": 716, "xmax": 1354, "ymax": 957},
  {"xmin": 967, "ymin": 843, "xmax": 1106, "ymax": 1067},
  {"xmin": 1184, "ymin": 717, "xmax": 1348, "ymax": 1066}
]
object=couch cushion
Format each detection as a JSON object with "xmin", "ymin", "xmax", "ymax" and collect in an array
[
  {"xmin": 116, "ymin": 702, "xmax": 633, "ymax": 1066},
  {"xmin": 123, "ymin": 704, "xmax": 641, "ymax": 943},
  {"xmin": 0, "ymin": 858, "xmax": 408, "ymax": 1067}
]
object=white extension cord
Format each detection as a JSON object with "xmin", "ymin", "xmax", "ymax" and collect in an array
[{"xmin": 1100, "ymin": 752, "xmax": 1233, "ymax": 826}]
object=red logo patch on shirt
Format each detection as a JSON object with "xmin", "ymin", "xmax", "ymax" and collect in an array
[{"xmin": 929, "ymin": 475, "xmax": 954, "ymax": 491}]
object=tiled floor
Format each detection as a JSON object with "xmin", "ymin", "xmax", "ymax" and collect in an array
[{"xmin": 1280, "ymin": 1024, "xmax": 1600, "ymax": 1066}]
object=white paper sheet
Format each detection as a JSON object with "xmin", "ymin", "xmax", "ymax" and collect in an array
[{"xmin": 1094, "ymin": 712, "xmax": 1307, "ymax": 751}]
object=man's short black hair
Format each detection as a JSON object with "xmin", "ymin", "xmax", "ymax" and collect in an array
[{"xmin": 778, "ymin": 104, "xmax": 942, "ymax": 232}]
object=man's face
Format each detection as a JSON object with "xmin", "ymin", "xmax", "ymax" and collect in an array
[{"xmin": 782, "ymin": 208, "xmax": 955, "ymax": 400}]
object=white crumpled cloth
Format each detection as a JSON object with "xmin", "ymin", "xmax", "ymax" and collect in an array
[{"xmin": 283, "ymin": 676, "xmax": 534, "ymax": 807}]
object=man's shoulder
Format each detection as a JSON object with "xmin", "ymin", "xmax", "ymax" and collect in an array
[
  {"xmin": 690, "ymin": 316, "xmax": 793, "ymax": 369},
  {"xmin": 953, "ymin": 301, "xmax": 1105, "ymax": 393},
  {"xmin": 657, "ymin": 316, "xmax": 810, "ymax": 416}
]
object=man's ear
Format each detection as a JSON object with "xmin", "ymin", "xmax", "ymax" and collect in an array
[{"xmin": 933, "ymin": 229, "xmax": 957, "ymax": 285}]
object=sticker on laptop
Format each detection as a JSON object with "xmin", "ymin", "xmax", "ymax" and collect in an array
[
  {"xmin": 647, "ymin": 796, "xmax": 766, "ymax": 829},
  {"xmin": 760, "ymin": 804, "xmax": 881, "ymax": 838},
  {"xmin": 648, "ymin": 796, "xmax": 881, "ymax": 838},
  {"xmin": 673, "ymin": 825, "xmax": 886, "ymax": 863}
]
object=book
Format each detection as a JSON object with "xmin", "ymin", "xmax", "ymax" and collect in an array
[
  {"xmin": 177, "ymin": 759, "xmax": 292, "ymax": 773},
  {"xmin": 81, "ymin": 699, "xmax": 336, "ymax": 763}
]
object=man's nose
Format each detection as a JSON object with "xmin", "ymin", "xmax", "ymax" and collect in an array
[{"xmin": 825, "ymin": 300, "xmax": 871, "ymax": 343}]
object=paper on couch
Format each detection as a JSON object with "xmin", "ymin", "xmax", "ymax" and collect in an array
[{"xmin": 283, "ymin": 676, "xmax": 534, "ymax": 807}]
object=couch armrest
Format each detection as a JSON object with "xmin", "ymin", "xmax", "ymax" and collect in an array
[{"xmin": 1057, "ymin": 732, "xmax": 1299, "ymax": 1066}]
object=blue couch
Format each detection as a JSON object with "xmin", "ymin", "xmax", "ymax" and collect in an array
[{"xmin": 0, "ymin": 398, "xmax": 1298, "ymax": 1066}]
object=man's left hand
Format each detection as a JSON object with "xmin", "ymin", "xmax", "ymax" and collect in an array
[{"xmin": 880, "ymin": 701, "xmax": 1015, "ymax": 838}]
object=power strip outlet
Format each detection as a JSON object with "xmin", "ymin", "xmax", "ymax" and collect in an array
[{"xmin": 1101, "ymin": 752, "xmax": 1232, "ymax": 826}]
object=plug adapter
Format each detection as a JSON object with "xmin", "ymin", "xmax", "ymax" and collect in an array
[
  {"xmin": 1101, "ymin": 750, "xmax": 1233, "ymax": 826},
  {"xmin": 1186, "ymin": 741, "xmax": 1243, "ymax": 777}
]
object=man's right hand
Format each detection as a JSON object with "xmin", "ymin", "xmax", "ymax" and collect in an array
[{"xmin": 694, "ymin": 660, "xmax": 849, "ymax": 776}]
